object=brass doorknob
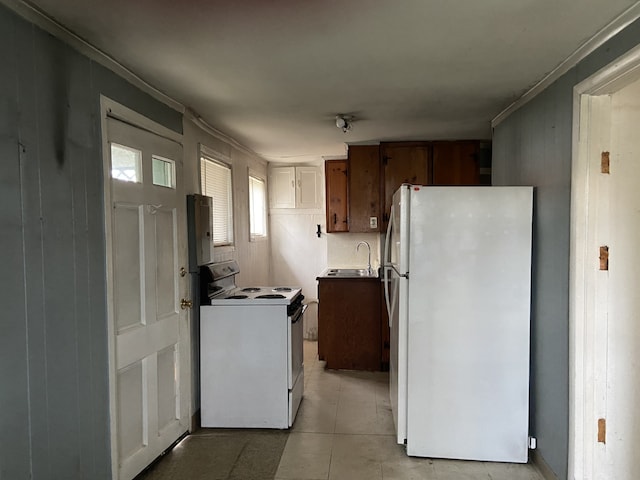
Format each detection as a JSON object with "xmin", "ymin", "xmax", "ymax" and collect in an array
[{"xmin": 180, "ymin": 299, "xmax": 193, "ymax": 310}]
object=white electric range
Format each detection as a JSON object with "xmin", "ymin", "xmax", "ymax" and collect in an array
[{"xmin": 199, "ymin": 260, "xmax": 304, "ymax": 429}]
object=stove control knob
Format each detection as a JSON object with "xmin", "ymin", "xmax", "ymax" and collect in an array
[{"xmin": 180, "ymin": 298, "xmax": 193, "ymax": 310}]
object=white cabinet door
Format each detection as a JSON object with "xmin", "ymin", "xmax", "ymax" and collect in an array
[
  {"xmin": 296, "ymin": 166, "xmax": 321, "ymax": 209},
  {"xmin": 269, "ymin": 166, "xmax": 321, "ymax": 209},
  {"xmin": 270, "ymin": 166, "xmax": 296, "ymax": 208}
]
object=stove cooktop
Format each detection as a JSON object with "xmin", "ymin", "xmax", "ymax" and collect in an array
[{"xmin": 208, "ymin": 286, "xmax": 302, "ymax": 305}]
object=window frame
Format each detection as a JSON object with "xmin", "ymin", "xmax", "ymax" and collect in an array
[
  {"xmin": 248, "ymin": 171, "xmax": 268, "ymax": 241},
  {"xmin": 199, "ymin": 145, "xmax": 235, "ymax": 249}
]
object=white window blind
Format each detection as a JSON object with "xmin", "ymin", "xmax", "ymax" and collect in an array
[
  {"xmin": 249, "ymin": 175, "xmax": 267, "ymax": 239},
  {"xmin": 201, "ymin": 155, "xmax": 234, "ymax": 246}
]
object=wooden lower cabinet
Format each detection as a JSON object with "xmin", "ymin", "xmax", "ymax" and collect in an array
[{"xmin": 317, "ymin": 277, "xmax": 382, "ymax": 371}]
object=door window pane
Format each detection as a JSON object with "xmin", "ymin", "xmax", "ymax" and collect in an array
[
  {"xmin": 111, "ymin": 143, "xmax": 142, "ymax": 183},
  {"xmin": 152, "ymin": 156, "xmax": 176, "ymax": 188}
]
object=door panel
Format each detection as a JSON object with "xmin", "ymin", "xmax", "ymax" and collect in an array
[
  {"xmin": 157, "ymin": 345, "xmax": 178, "ymax": 431},
  {"xmin": 117, "ymin": 361, "xmax": 145, "ymax": 459},
  {"xmin": 154, "ymin": 207, "xmax": 178, "ymax": 319},
  {"xmin": 381, "ymin": 143, "xmax": 430, "ymax": 230},
  {"xmin": 325, "ymin": 160, "xmax": 348, "ymax": 232},
  {"xmin": 106, "ymin": 116, "xmax": 188, "ymax": 480},
  {"xmin": 113, "ymin": 203, "xmax": 144, "ymax": 332}
]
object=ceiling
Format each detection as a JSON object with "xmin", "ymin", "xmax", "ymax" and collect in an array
[{"xmin": 20, "ymin": 0, "xmax": 640, "ymax": 162}]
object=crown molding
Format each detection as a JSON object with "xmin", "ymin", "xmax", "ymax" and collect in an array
[
  {"xmin": 492, "ymin": 2, "xmax": 640, "ymax": 128},
  {"xmin": 1, "ymin": 0, "xmax": 185, "ymax": 113}
]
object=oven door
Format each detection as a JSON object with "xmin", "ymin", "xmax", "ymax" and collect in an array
[{"xmin": 288, "ymin": 304, "xmax": 306, "ymax": 426}]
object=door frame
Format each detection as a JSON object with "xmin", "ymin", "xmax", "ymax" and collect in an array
[
  {"xmin": 100, "ymin": 96, "xmax": 189, "ymax": 479},
  {"xmin": 569, "ymin": 44, "xmax": 640, "ymax": 479}
]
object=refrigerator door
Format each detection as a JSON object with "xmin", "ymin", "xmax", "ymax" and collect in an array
[
  {"xmin": 387, "ymin": 185, "xmax": 411, "ymax": 445},
  {"xmin": 405, "ymin": 186, "xmax": 532, "ymax": 462}
]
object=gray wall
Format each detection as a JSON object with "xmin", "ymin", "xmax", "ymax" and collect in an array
[
  {"xmin": 0, "ymin": 4, "xmax": 181, "ymax": 479},
  {"xmin": 492, "ymin": 18, "xmax": 640, "ymax": 480}
]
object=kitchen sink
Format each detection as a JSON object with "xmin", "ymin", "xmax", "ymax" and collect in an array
[{"xmin": 324, "ymin": 268, "xmax": 377, "ymax": 278}]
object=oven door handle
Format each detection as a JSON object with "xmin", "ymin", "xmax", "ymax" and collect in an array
[{"xmin": 292, "ymin": 304, "xmax": 307, "ymax": 323}]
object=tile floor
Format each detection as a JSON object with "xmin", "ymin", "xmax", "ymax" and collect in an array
[{"xmin": 139, "ymin": 341, "xmax": 544, "ymax": 480}]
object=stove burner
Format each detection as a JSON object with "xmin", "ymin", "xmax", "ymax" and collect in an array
[
  {"xmin": 225, "ymin": 294, "xmax": 249, "ymax": 299},
  {"xmin": 256, "ymin": 294, "xmax": 286, "ymax": 299},
  {"xmin": 273, "ymin": 287, "xmax": 292, "ymax": 292},
  {"xmin": 241, "ymin": 287, "xmax": 261, "ymax": 292}
]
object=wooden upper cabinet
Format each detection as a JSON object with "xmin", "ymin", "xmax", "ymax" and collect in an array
[
  {"xmin": 325, "ymin": 141, "xmax": 490, "ymax": 233},
  {"xmin": 381, "ymin": 142, "xmax": 431, "ymax": 226},
  {"xmin": 432, "ymin": 141, "xmax": 481, "ymax": 185},
  {"xmin": 325, "ymin": 160, "xmax": 349, "ymax": 232},
  {"xmin": 348, "ymin": 145, "xmax": 381, "ymax": 232}
]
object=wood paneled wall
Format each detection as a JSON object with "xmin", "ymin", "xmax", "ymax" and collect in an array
[
  {"xmin": 492, "ymin": 16, "xmax": 640, "ymax": 480},
  {"xmin": 0, "ymin": 5, "xmax": 182, "ymax": 479}
]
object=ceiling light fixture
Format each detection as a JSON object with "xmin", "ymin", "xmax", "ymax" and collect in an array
[{"xmin": 335, "ymin": 114, "xmax": 352, "ymax": 133}]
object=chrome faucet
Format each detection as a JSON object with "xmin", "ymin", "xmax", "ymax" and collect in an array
[{"xmin": 356, "ymin": 241, "xmax": 372, "ymax": 274}]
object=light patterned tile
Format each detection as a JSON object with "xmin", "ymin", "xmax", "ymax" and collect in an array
[
  {"xmin": 381, "ymin": 457, "xmax": 437, "ymax": 480},
  {"xmin": 291, "ymin": 397, "xmax": 338, "ymax": 434},
  {"xmin": 282, "ymin": 433, "xmax": 333, "ymax": 456},
  {"xmin": 329, "ymin": 455, "xmax": 383, "ymax": 480},
  {"xmin": 334, "ymin": 404, "xmax": 379, "ymax": 434},
  {"xmin": 432, "ymin": 459, "xmax": 490, "ymax": 479},
  {"xmin": 484, "ymin": 461, "xmax": 543, "ymax": 480},
  {"xmin": 276, "ymin": 452, "xmax": 331, "ymax": 480}
]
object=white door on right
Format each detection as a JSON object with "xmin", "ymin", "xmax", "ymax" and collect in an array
[{"xmin": 595, "ymin": 76, "xmax": 640, "ymax": 480}]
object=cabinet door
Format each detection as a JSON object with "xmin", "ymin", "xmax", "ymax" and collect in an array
[
  {"xmin": 432, "ymin": 141, "xmax": 481, "ymax": 185},
  {"xmin": 296, "ymin": 166, "xmax": 321, "ymax": 209},
  {"xmin": 318, "ymin": 278, "xmax": 381, "ymax": 370},
  {"xmin": 325, "ymin": 160, "xmax": 349, "ymax": 232},
  {"xmin": 270, "ymin": 166, "xmax": 296, "ymax": 208},
  {"xmin": 381, "ymin": 143, "xmax": 430, "ymax": 227},
  {"xmin": 349, "ymin": 145, "xmax": 381, "ymax": 232}
]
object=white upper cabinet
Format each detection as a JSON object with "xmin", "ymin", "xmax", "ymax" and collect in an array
[
  {"xmin": 270, "ymin": 166, "xmax": 322, "ymax": 209},
  {"xmin": 270, "ymin": 166, "xmax": 297, "ymax": 208}
]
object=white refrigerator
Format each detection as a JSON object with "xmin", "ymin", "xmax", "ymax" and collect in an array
[{"xmin": 383, "ymin": 185, "xmax": 533, "ymax": 462}]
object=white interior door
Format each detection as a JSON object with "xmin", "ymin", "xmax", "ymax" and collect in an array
[
  {"xmin": 572, "ymin": 66, "xmax": 640, "ymax": 479},
  {"xmin": 104, "ymin": 109, "xmax": 189, "ymax": 480},
  {"xmin": 594, "ymin": 77, "xmax": 640, "ymax": 480}
]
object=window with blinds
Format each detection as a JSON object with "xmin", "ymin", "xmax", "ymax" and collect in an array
[
  {"xmin": 200, "ymin": 155, "xmax": 234, "ymax": 246},
  {"xmin": 249, "ymin": 174, "xmax": 267, "ymax": 240}
]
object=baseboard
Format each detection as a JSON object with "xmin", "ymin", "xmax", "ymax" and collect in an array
[
  {"xmin": 531, "ymin": 450, "xmax": 560, "ymax": 480},
  {"xmin": 191, "ymin": 409, "xmax": 201, "ymax": 432}
]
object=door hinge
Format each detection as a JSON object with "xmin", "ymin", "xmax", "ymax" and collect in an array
[
  {"xmin": 598, "ymin": 418, "xmax": 606, "ymax": 444},
  {"xmin": 599, "ymin": 246, "xmax": 609, "ymax": 271},
  {"xmin": 601, "ymin": 151, "xmax": 610, "ymax": 174}
]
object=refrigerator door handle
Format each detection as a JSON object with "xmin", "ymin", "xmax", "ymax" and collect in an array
[
  {"xmin": 384, "ymin": 266, "xmax": 392, "ymax": 327},
  {"xmin": 383, "ymin": 208, "xmax": 394, "ymax": 326}
]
